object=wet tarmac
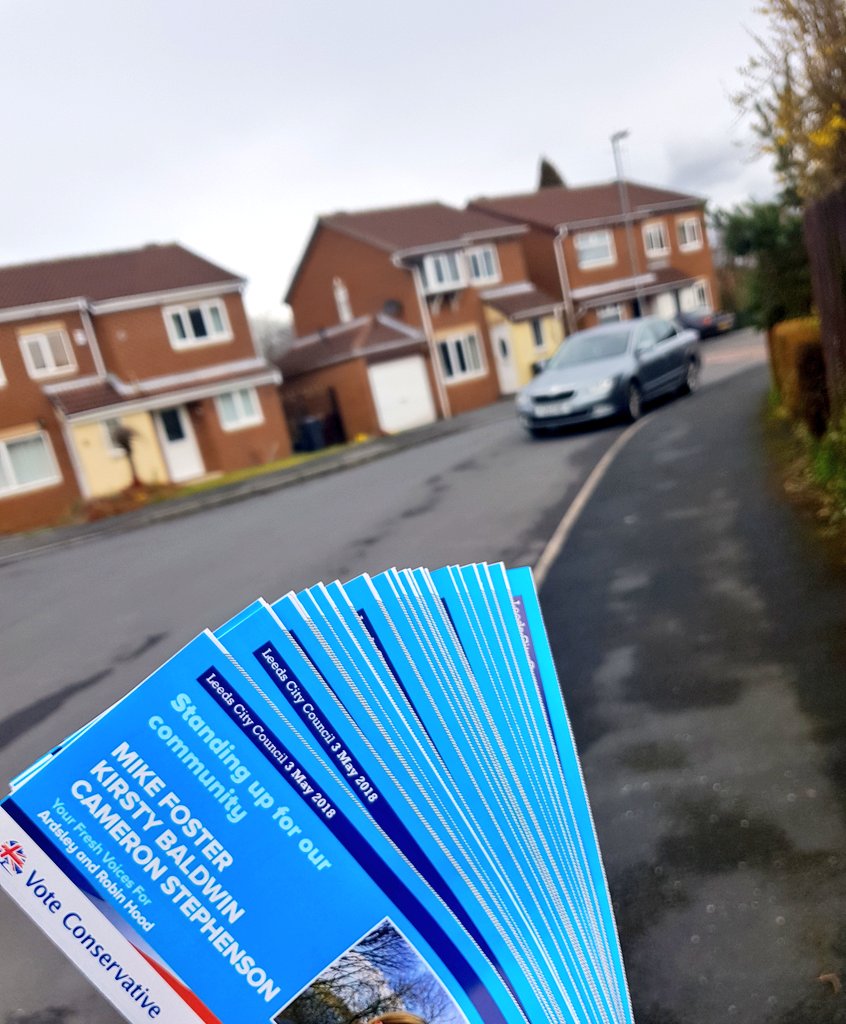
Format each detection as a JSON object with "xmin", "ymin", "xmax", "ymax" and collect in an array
[{"xmin": 541, "ymin": 365, "xmax": 846, "ymax": 1024}]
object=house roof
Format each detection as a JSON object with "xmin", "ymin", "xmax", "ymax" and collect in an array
[
  {"xmin": 480, "ymin": 282, "xmax": 562, "ymax": 321},
  {"xmin": 572, "ymin": 265, "xmax": 699, "ymax": 310},
  {"xmin": 0, "ymin": 243, "xmax": 244, "ymax": 312},
  {"xmin": 321, "ymin": 202, "xmax": 520, "ymax": 254},
  {"xmin": 284, "ymin": 202, "xmax": 523, "ymax": 303},
  {"xmin": 48, "ymin": 360, "xmax": 279, "ymax": 418},
  {"xmin": 469, "ymin": 181, "xmax": 705, "ymax": 233},
  {"xmin": 277, "ymin": 314, "xmax": 427, "ymax": 378}
]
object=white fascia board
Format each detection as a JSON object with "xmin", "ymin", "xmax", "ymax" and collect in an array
[
  {"xmin": 505, "ymin": 303, "xmax": 563, "ymax": 321},
  {"xmin": 42, "ymin": 374, "xmax": 107, "ymax": 394},
  {"xmin": 480, "ymin": 281, "xmax": 535, "ymax": 299},
  {"xmin": 65, "ymin": 369, "xmax": 281, "ymax": 424},
  {"xmin": 89, "ymin": 280, "xmax": 244, "ymax": 314},
  {"xmin": 392, "ymin": 228, "xmax": 524, "ymax": 263},
  {"xmin": 374, "ymin": 313, "xmax": 426, "ymax": 341},
  {"xmin": 561, "ymin": 199, "xmax": 704, "ymax": 233},
  {"xmin": 570, "ymin": 274, "xmax": 656, "ymax": 301},
  {"xmin": 133, "ymin": 357, "xmax": 272, "ymax": 393},
  {"xmin": 0, "ymin": 297, "xmax": 87, "ymax": 324}
]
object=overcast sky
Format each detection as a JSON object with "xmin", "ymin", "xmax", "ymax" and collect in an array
[{"xmin": 2, "ymin": 0, "xmax": 775, "ymax": 322}]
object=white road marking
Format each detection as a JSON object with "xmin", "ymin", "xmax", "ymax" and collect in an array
[{"xmin": 533, "ymin": 419, "xmax": 648, "ymax": 586}]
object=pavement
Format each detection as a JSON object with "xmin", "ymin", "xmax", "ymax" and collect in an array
[{"xmin": 540, "ymin": 364, "xmax": 846, "ymax": 1024}]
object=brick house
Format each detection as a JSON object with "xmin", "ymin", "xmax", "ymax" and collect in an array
[
  {"xmin": 0, "ymin": 243, "xmax": 290, "ymax": 533},
  {"xmin": 469, "ymin": 181, "xmax": 718, "ymax": 331},
  {"xmin": 284, "ymin": 202, "xmax": 564, "ymax": 421}
]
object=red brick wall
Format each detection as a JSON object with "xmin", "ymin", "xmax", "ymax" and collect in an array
[
  {"xmin": 282, "ymin": 360, "xmax": 381, "ymax": 439},
  {"xmin": 0, "ymin": 310, "xmax": 102, "ymax": 532},
  {"xmin": 189, "ymin": 384, "xmax": 291, "ymax": 473},
  {"xmin": 92, "ymin": 292, "xmax": 257, "ymax": 381},
  {"xmin": 287, "ymin": 228, "xmax": 421, "ymax": 335}
]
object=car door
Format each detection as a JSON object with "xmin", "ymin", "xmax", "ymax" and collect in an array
[
  {"xmin": 652, "ymin": 319, "xmax": 687, "ymax": 392},
  {"xmin": 633, "ymin": 321, "xmax": 664, "ymax": 396}
]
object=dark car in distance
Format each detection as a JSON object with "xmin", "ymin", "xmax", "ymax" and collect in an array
[
  {"xmin": 516, "ymin": 317, "xmax": 700, "ymax": 436},
  {"xmin": 676, "ymin": 307, "xmax": 736, "ymax": 338}
]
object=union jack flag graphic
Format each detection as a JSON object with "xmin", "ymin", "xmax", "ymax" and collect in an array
[{"xmin": 0, "ymin": 840, "xmax": 26, "ymax": 875}]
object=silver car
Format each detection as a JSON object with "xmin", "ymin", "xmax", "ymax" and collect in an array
[{"xmin": 516, "ymin": 317, "xmax": 700, "ymax": 436}]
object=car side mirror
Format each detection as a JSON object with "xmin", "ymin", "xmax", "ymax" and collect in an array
[
  {"xmin": 635, "ymin": 340, "xmax": 653, "ymax": 357},
  {"xmin": 531, "ymin": 359, "xmax": 548, "ymax": 377}
]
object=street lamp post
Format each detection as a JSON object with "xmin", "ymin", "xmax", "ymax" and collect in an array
[{"xmin": 611, "ymin": 130, "xmax": 644, "ymax": 317}]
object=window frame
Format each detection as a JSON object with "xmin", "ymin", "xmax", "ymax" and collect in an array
[
  {"xmin": 573, "ymin": 230, "xmax": 616, "ymax": 269},
  {"xmin": 436, "ymin": 331, "xmax": 487, "ymax": 384},
  {"xmin": 677, "ymin": 216, "xmax": 704, "ymax": 251},
  {"xmin": 466, "ymin": 245, "xmax": 500, "ymax": 285},
  {"xmin": 596, "ymin": 303, "xmax": 624, "ymax": 323},
  {"xmin": 642, "ymin": 219, "xmax": 670, "ymax": 258},
  {"xmin": 163, "ymin": 299, "xmax": 233, "ymax": 350},
  {"xmin": 214, "ymin": 387, "xmax": 264, "ymax": 432},
  {"xmin": 420, "ymin": 251, "xmax": 465, "ymax": 294},
  {"xmin": 18, "ymin": 327, "xmax": 77, "ymax": 380},
  {"xmin": 693, "ymin": 278, "xmax": 711, "ymax": 309},
  {"xmin": 0, "ymin": 430, "xmax": 62, "ymax": 499}
]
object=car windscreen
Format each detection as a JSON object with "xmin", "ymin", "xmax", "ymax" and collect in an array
[{"xmin": 548, "ymin": 329, "xmax": 631, "ymax": 367}]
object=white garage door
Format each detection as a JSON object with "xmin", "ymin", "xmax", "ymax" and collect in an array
[{"xmin": 368, "ymin": 355, "xmax": 437, "ymax": 434}]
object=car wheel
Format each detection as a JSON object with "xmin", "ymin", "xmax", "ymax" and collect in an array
[
  {"xmin": 626, "ymin": 382, "xmax": 642, "ymax": 422},
  {"xmin": 681, "ymin": 357, "xmax": 700, "ymax": 395}
]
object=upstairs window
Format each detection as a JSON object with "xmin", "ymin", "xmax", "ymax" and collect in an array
[
  {"xmin": 642, "ymin": 220, "xmax": 670, "ymax": 257},
  {"xmin": 19, "ymin": 328, "xmax": 76, "ymax": 379},
  {"xmin": 164, "ymin": 299, "xmax": 232, "ymax": 349},
  {"xmin": 677, "ymin": 216, "xmax": 703, "ymax": 250},
  {"xmin": 574, "ymin": 230, "xmax": 615, "ymax": 269},
  {"xmin": 466, "ymin": 246, "xmax": 500, "ymax": 284},
  {"xmin": 420, "ymin": 251, "xmax": 464, "ymax": 294}
]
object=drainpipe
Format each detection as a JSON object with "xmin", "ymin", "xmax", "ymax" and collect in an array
[
  {"xmin": 56, "ymin": 408, "xmax": 92, "ymax": 500},
  {"xmin": 406, "ymin": 261, "xmax": 451, "ymax": 420},
  {"xmin": 611, "ymin": 130, "xmax": 645, "ymax": 316},
  {"xmin": 80, "ymin": 303, "xmax": 107, "ymax": 379},
  {"xmin": 553, "ymin": 227, "xmax": 576, "ymax": 335}
]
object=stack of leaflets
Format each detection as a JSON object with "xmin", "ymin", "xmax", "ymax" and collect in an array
[{"xmin": 0, "ymin": 563, "xmax": 632, "ymax": 1024}]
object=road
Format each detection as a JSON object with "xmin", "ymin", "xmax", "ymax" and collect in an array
[
  {"xmin": 0, "ymin": 330, "xmax": 765, "ymax": 1024},
  {"xmin": 542, "ymin": 353, "xmax": 846, "ymax": 1024}
]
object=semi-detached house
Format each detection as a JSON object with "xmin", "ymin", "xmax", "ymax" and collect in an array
[
  {"xmin": 283, "ymin": 202, "xmax": 564, "ymax": 433},
  {"xmin": 0, "ymin": 243, "xmax": 290, "ymax": 533},
  {"xmin": 469, "ymin": 181, "xmax": 718, "ymax": 331}
]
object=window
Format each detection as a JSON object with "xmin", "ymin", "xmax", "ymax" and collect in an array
[
  {"xmin": 642, "ymin": 220, "xmax": 670, "ymax": 257},
  {"xmin": 530, "ymin": 318, "xmax": 545, "ymax": 350},
  {"xmin": 0, "ymin": 431, "xmax": 61, "ymax": 497},
  {"xmin": 163, "ymin": 299, "xmax": 232, "ymax": 349},
  {"xmin": 333, "ymin": 277, "xmax": 352, "ymax": 323},
  {"xmin": 18, "ymin": 328, "xmax": 76, "ymax": 379},
  {"xmin": 574, "ymin": 230, "xmax": 615, "ymax": 269},
  {"xmin": 693, "ymin": 279, "xmax": 710, "ymax": 308},
  {"xmin": 420, "ymin": 251, "xmax": 464, "ymax": 293},
  {"xmin": 677, "ymin": 216, "xmax": 703, "ymax": 250},
  {"xmin": 215, "ymin": 387, "xmax": 263, "ymax": 431},
  {"xmin": 437, "ymin": 332, "xmax": 485, "ymax": 382},
  {"xmin": 596, "ymin": 304, "xmax": 624, "ymax": 323},
  {"xmin": 466, "ymin": 246, "xmax": 500, "ymax": 284}
]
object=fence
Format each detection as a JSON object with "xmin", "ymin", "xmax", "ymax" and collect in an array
[{"xmin": 804, "ymin": 188, "xmax": 846, "ymax": 419}]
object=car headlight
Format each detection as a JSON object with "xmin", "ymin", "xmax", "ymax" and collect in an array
[
  {"xmin": 516, "ymin": 393, "xmax": 534, "ymax": 413},
  {"xmin": 583, "ymin": 377, "xmax": 615, "ymax": 400}
]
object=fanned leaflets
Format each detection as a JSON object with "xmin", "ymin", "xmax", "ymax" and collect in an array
[{"xmin": 0, "ymin": 563, "xmax": 632, "ymax": 1024}]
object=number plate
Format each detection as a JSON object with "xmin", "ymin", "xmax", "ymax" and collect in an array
[{"xmin": 536, "ymin": 401, "xmax": 572, "ymax": 417}]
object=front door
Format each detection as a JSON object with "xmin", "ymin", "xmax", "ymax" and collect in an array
[
  {"xmin": 491, "ymin": 323, "xmax": 519, "ymax": 395},
  {"xmin": 155, "ymin": 406, "xmax": 205, "ymax": 482}
]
